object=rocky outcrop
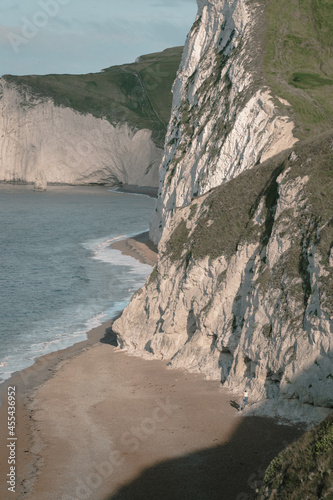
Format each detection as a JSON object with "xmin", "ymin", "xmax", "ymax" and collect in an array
[
  {"xmin": 114, "ymin": 133, "xmax": 333, "ymax": 423},
  {"xmin": 113, "ymin": 0, "xmax": 333, "ymax": 424},
  {"xmin": 150, "ymin": 0, "xmax": 297, "ymax": 243},
  {"xmin": 0, "ymin": 78, "xmax": 162, "ymax": 186}
]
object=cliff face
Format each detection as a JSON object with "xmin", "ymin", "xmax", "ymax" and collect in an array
[
  {"xmin": 0, "ymin": 78, "xmax": 161, "ymax": 186},
  {"xmin": 114, "ymin": 133, "xmax": 333, "ymax": 421},
  {"xmin": 0, "ymin": 47, "xmax": 184, "ymax": 187},
  {"xmin": 113, "ymin": 0, "xmax": 333, "ymax": 422},
  {"xmin": 150, "ymin": 0, "xmax": 297, "ymax": 243}
]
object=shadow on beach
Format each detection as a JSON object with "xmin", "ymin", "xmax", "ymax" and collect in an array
[
  {"xmin": 100, "ymin": 324, "xmax": 119, "ymax": 347},
  {"xmin": 104, "ymin": 416, "xmax": 303, "ymax": 500},
  {"xmin": 97, "ymin": 323, "xmax": 303, "ymax": 500}
]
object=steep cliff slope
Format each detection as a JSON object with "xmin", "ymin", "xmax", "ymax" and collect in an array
[
  {"xmin": 150, "ymin": 0, "xmax": 333, "ymax": 242},
  {"xmin": 114, "ymin": 132, "xmax": 333, "ymax": 422},
  {"xmin": 114, "ymin": 0, "xmax": 333, "ymax": 422},
  {"xmin": 256, "ymin": 413, "xmax": 333, "ymax": 499},
  {"xmin": 0, "ymin": 47, "xmax": 182, "ymax": 186}
]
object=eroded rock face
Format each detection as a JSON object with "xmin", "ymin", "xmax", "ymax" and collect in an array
[
  {"xmin": 113, "ymin": 0, "xmax": 332, "ymax": 423},
  {"xmin": 150, "ymin": 0, "xmax": 297, "ymax": 244},
  {"xmin": 0, "ymin": 79, "xmax": 161, "ymax": 186},
  {"xmin": 114, "ymin": 135, "xmax": 333, "ymax": 422}
]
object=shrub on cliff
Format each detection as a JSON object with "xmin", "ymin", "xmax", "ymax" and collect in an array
[{"xmin": 256, "ymin": 413, "xmax": 333, "ymax": 499}]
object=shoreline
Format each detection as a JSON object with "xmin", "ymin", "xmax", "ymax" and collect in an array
[
  {"xmin": 111, "ymin": 231, "xmax": 158, "ymax": 267},
  {"xmin": 0, "ymin": 182, "xmax": 158, "ymax": 198},
  {"xmin": 0, "ymin": 319, "xmax": 304, "ymax": 500},
  {"xmin": 0, "ymin": 233, "xmax": 305, "ymax": 499},
  {"xmin": 0, "ymin": 227, "xmax": 157, "ymax": 389},
  {"xmin": 0, "ymin": 319, "xmax": 117, "ymax": 499}
]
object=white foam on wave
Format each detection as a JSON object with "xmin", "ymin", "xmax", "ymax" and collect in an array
[
  {"xmin": 0, "ymin": 310, "xmax": 114, "ymax": 384},
  {"xmin": 0, "ymin": 329, "xmax": 89, "ymax": 384},
  {"xmin": 82, "ymin": 231, "xmax": 153, "ymax": 275},
  {"xmin": 0, "ymin": 232, "xmax": 153, "ymax": 385}
]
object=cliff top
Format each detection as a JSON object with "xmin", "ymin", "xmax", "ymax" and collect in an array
[
  {"xmin": 2, "ymin": 46, "xmax": 183, "ymax": 148},
  {"xmin": 263, "ymin": 0, "xmax": 333, "ymax": 139}
]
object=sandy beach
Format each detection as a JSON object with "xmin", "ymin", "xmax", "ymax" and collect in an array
[
  {"xmin": 114, "ymin": 185, "xmax": 158, "ymax": 198},
  {"xmin": 111, "ymin": 231, "xmax": 158, "ymax": 267},
  {"xmin": 0, "ymin": 234, "xmax": 304, "ymax": 500}
]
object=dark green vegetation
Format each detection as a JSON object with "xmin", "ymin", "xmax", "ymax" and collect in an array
[
  {"xmin": 265, "ymin": 0, "xmax": 333, "ymax": 139},
  {"xmin": 256, "ymin": 413, "xmax": 333, "ymax": 499},
  {"xmin": 147, "ymin": 265, "xmax": 158, "ymax": 285},
  {"xmin": 3, "ymin": 47, "xmax": 183, "ymax": 147},
  {"xmin": 166, "ymin": 220, "xmax": 190, "ymax": 262},
  {"xmin": 186, "ymin": 156, "xmax": 283, "ymax": 262},
  {"xmin": 291, "ymin": 72, "xmax": 333, "ymax": 89},
  {"xmin": 165, "ymin": 148, "xmax": 284, "ymax": 262}
]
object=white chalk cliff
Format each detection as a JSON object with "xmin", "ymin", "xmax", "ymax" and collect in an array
[
  {"xmin": 114, "ymin": 0, "xmax": 333, "ymax": 424},
  {"xmin": 0, "ymin": 78, "xmax": 161, "ymax": 186},
  {"xmin": 150, "ymin": 0, "xmax": 297, "ymax": 244}
]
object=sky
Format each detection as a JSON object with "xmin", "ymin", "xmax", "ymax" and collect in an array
[{"xmin": 0, "ymin": 0, "xmax": 198, "ymax": 76}]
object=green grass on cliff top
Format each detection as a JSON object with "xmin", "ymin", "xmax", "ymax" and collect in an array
[
  {"xmin": 3, "ymin": 47, "xmax": 183, "ymax": 148},
  {"xmin": 265, "ymin": 0, "xmax": 333, "ymax": 139}
]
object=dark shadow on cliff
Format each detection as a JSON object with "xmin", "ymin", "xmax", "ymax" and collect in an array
[{"xmin": 104, "ymin": 416, "xmax": 303, "ymax": 500}]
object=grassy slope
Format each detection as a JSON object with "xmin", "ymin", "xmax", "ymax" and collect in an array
[
  {"xmin": 258, "ymin": 6, "xmax": 333, "ymax": 491},
  {"xmin": 2, "ymin": 47, "xmax": 183, "ymax": 147},
  {"xmin": 264, "ymin": 0, "xmax": 333, "ymax": 140},
  {"xmin": 166, "ymin": 131, "xmax": 333, "ymax": 325},
  {"xmin": 166, "ymin": 132, "xmax": 333, "ymax": 263},
  {"xmin": 255, "ymin": 413, "xmax": 333, "ymax": 499}
]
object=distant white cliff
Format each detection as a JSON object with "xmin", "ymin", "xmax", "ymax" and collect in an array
[{"xmin": 0, "ymin": 78, "xmax": 161, "ymax": 186}]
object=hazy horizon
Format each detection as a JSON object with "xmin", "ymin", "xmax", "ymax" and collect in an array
[{"xmin": 1, "ymin": 0, "xmax": 197, "ymax": 76}]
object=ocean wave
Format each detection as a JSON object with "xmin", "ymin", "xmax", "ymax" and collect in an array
[
  {"xmin": 0, "ymin": 187, "xmax": 154, "ymax": 385},
  {"xmin": 82, "ymin": 232, "xmax": 153, "ymax": 273}
]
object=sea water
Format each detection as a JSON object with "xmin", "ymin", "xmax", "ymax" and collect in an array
[{"xmin": 0, "ymin": 184, "xmax": 155, "ymax": 383}]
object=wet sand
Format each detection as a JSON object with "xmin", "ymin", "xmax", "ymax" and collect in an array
[
  {"xmin": 0, "ymin": 235, "xmax": 304, "ymax": 500},
  {"xmin": 114, "ymin": 185, "xmax": 158, "ymax": 198},
  {"xmin": 111, "ymin": 231, "xmax": 158, "ymax": 267}
]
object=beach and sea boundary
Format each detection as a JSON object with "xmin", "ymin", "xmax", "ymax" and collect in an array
[{"xmin": 0, "ymin": 228, "xmax": 304, "ymax": 500}]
